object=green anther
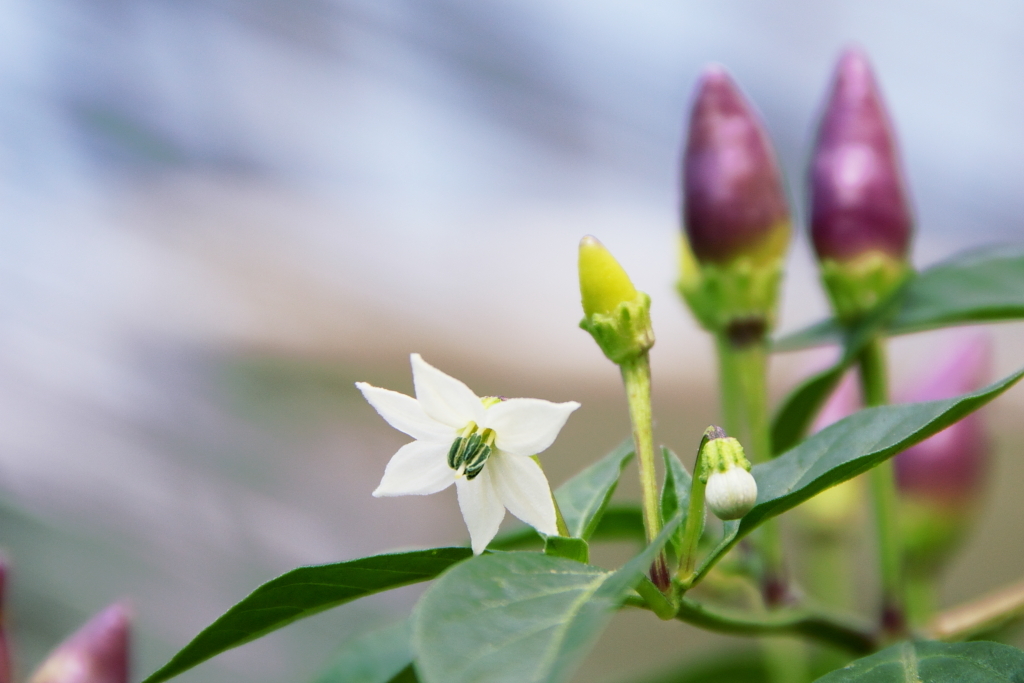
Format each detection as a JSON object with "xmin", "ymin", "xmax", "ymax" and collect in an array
[{"xmin": 447, "ymin": 424, "xmax": 497, "ymax": 480}]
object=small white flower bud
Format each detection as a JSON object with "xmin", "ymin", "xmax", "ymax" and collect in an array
[{"xmin": 705, "ymin": 466, "xmax": 758, "ymax": 520}]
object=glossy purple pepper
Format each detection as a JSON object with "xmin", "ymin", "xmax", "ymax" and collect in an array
[
  {"xmin": 683, "ymin": 65, "xmax": 789, "ymax": 265},
  {"xmin": 809, "ymin": 48, "xmax": 913, "ymax": 263}
]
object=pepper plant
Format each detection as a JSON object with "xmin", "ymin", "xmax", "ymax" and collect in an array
[{"xmin": 134, "ymin": 49, "xmax": 1024, "ymax": 683}]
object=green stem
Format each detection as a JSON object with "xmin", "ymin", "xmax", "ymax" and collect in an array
[
  {"xmin": 857, "ymin": 337, "xmax": 906, "ymax": 637},
  {"xmin": 716, "ymin": 334, "xmax": 787, "ymax": 604},
  {"xmin": 620, "ymin": 353, "xmax": 661, "ymax": 544},
  {"xmin": 906, "ymin": 571, "xmax": 937, "ymax": 629},
  {"xmin": 623, "ymin": 594, "xmax": 876, "ymax": 654}
]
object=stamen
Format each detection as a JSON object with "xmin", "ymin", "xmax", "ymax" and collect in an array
[{"xmin": 448, "ymin": 425, "xmax": 496, "ymax": 480}]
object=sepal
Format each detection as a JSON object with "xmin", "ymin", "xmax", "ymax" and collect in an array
[
  {"xmin": 819, "ymin": 251, "xmax": 912, "ymax": 323},
  {"xmin": 677, "ymin": 234, "xmax": 784, "ymax": 339},
  {"xmin": 579, "ymin": 291, "xmax": 655, "ymax": 364}
]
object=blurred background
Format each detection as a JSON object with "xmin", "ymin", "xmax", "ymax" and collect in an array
[{"xmin": 3, "ymin": 0, "xmax": 1024, "ymax": 681}]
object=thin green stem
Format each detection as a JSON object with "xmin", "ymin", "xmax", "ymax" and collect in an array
[
  {"xmin": 857, "ymin": 337, "xmax": 906, "ymax": 637},
  {"xmin": 906, "ymin": 571, "xmax": 937, "ymax": 629},
  {"xmin": 620, "ymin": 353, "xmax": 661, "ymax": 544},
  {"xmin": 623, "ymin": 594, "xmax": 876, "ymax": 654},
  {"xmin": 716, "ymin": 334, "xmax": 787, "ymax": 604}
]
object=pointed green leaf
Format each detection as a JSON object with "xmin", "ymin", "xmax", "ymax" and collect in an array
[
  {"xmin": 694, "ymin": 368, "xmax": 1024, "ymax": 585},
  {"xmin": 412, "ymin": 516, "xmax": 681, "ymax": 683},
  {"xmin": 544, "ymin": 536, "xmax": 589, "ymax": 563},
  {"xmin": 771, "ymin": 291, "xmax": 904, "ymax": 455},
  {"xmin": 555, "ymin": 439, "xmax": 634, "ymax": 539},
  {"xmin": 489, "ymin": 505, "xmax": 645, "ymax": 551},
  {"xmin": 776, "ymin": 244, "xmax": 1024, "ymax": 352},
  {"xmin": 142, "ymin": 548, "xmax": 472, "ymax": 683},
  {"xmin": 659, "ymin": 447, "xmax": 692, "ymax": 556},
  {"xmin": 312, "ymin": 621, "xmax": 415, "ymax": 683},
  {"xmin": 813, "ymin": 640, "xmax": 1024, "ymax": 682},
  {"xmin": 771, "ymin": 364, "xmax": 848, "ymax": 455}
]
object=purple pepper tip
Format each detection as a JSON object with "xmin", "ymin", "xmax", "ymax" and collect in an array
[
  {"xmin": 28, "ymin": 603, "xmax": 131, "ymax": 683},
  {"xmin": 682, "ymin": 65, "xmax": 790, "ymax": 265},
  {"xmin": 809, "ymin": 47, "xmax": 913, "ymax": 263}
]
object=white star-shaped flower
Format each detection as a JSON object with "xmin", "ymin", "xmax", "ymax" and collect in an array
[{"xmin": 357, "ymin": 354, "xmax": 580, "ymax": 554}]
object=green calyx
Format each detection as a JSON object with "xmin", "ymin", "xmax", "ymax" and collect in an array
[
  {"xmin": 677, "ymin": 236, "xmax": 784, "ymax": 341},
  {"xmin": 819, "ymin": 251, "xmax": 912, "ymax": 324},
  {"xmin": 447, "ymin": 423, "xmax": 496, "ymax": 480},
  {"xmin": 899, "ymin": 497, "xmax": 975, "ymax": 572},
  {"xmin": 579, "ymin": 291, "xmax": 655, "ymax": 365},
  {"xmin": 697, "ymin": 428, "xmax": 751, "ymax": 483}
]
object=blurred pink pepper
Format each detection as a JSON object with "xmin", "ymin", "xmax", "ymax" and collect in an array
[
  {"xmin": 28, "ymin": 604, "xmax": 130, "ymax": 683},
  {"xmin": 895, "ymin": 334, "xmax": 991, "ymax": 568}
]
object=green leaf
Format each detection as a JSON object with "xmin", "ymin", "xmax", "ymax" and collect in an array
[
  {"xmin": 488, "ymin": 505, "xmax": 646, "ymax": 551},
  {"xmin": 770, "ymin": 363, "xmax": 848, "ymax": 455},
  {"xmin": 486, "ymin": 439, "xmax": 634, "ymax": 552},
  {"xmin": 142, "ymin": 548, "xmax": 472, "ymax": 683},
  {"xmin": 776, "ymin": 244, "xmax": 1024, "ymax": 352},
  {"xmin": 312, "ymin": 621, "xmax": 415, "ymax": 683},
  {"xmin": 555, "ymin": 439, "xmax": 634, "ymax": 539},
  {"xmin": 813, "ymin": 640, "xmax": 1024, "ymax": 682},
  {"xmin": 412, "ymin": 516, "xmax": 681, "ymax": 683},
  {"xmin": 544, "ymin": 536, "xmax": 590, "ymax": 563},
  {"xmin": 771, "ymin": 289, "xmax": 904, "ymax": 455},
  {"xmin": 659, "ymin": 447, "xmax": 692, "ymax": 556},
  {"xmin": 637, "ymin": 649, "xmax": 769, "ymax": 683},
  {"xmin": 694, "ymin": 368, "xmax": 1024, "ymax": 585}
]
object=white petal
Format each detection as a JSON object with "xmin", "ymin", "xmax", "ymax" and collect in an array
[
  {"xmin": 411, "ymin": 354, "xmax": 485, "ymax": 429},
  {"xmin": 356, "ymin": 382, "xmax": 454, "ymax": 442},
  {"xmin": 488, "ymin": 452, "xmax": 558, "ymax": 536},
  {"xmin": 483, "ymin": 398, "xmax": 580, "ymax": 456},
  {"xmin": 455, "ymin": 468, "xmax": 506, "ymax": 554},
  {"xmin": 373, "ymin": 441, "xmax": 455, "ymax": 497}
]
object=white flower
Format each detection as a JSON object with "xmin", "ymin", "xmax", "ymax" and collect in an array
[
  {"xmin": 356, "ymin": 353, "xmax": 581, "ymax": 554},
  {"xmin": 704, "ymin": 466, "xmax": 758, "ymax": 520}
]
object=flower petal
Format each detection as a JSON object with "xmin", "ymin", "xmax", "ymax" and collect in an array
[
  {"xmin": 488, "ymin": 452, "xmax": 558, "ymax": 536},
  {"xmin": 483, "ymin": 398, "xmax": 580, "ymax": 456},
  {"xmin": 373, "ymin": 441, "xmax": 455, "ymax": 497},
  {"xmin": 411, "ymin": 354, "xmax": 485, "ymax": 429},
  {"xmin": 455, "ymin": 469, "xmax": 506, "ymax": 554},
  {"xmin": 356, "ymin": 382, "xmax": 454, "ymax": 442}
]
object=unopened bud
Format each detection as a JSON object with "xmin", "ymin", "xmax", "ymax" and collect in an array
[
  {"xmin": 29, "ymin": 603, "xmax": 130, "ymax": 683},
  {"xmin": 678, "ymin": 66, "xmax": 790, "ymax": 339},
  {"xmin": 699, "ymin": 426, "xmax": 757, "ymax": 520},
  {"xmin": 578, "ymin": 236, "xmax": 654, "ymax": 364},
  {"xmin": 683, "ymin": 66, "xmax": 790, "ymax": 266},
  {"xmin": 896, "ymin": 336, "xmax": 991, "ymax": 568},
  {"xmin": 809, "ymin": 48, "xmax": 913, "ymax": 321}
]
